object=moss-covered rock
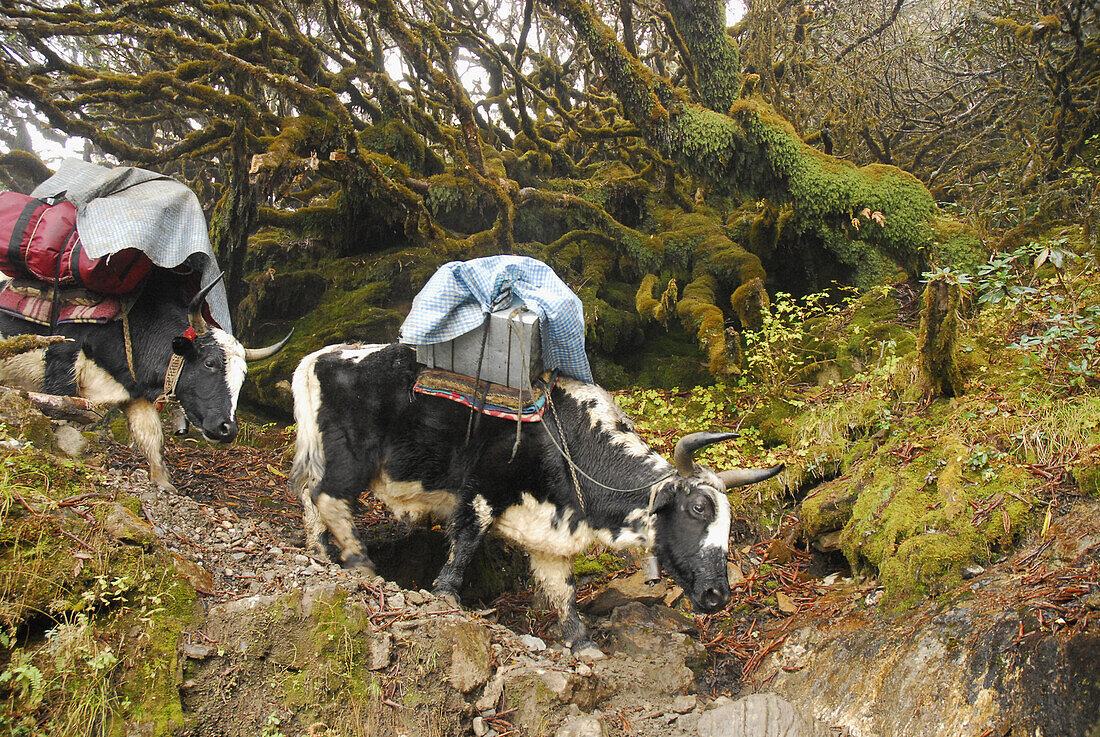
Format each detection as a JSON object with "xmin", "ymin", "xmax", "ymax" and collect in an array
[
  {"xmin": 425, "ymin": 173, "xmax": 500, "ymax": 234},
  {"xmin": 1071, "ymin": 445, "xmax": 1100, "ymax": 496}
]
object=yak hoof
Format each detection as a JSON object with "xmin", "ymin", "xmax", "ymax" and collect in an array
[
  {"xmin": 341, "ymin": 553, "xmax": 375, "ymax": 573},
  {"xmin": 431, "ymin": 584, "xmax": 461, "ymax": 606}
]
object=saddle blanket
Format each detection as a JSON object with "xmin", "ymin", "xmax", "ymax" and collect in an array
[
  {"xmin": 413, "ymin": 367, "xmax": 556, "ymax": 423},
  {"xmin": 0, "ymin": 280, "xmax": 121, "ymax": 326}
]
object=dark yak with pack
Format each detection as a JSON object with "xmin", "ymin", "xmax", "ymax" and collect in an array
[{"xmin": 0, "ymin": 162, "xmax": 291, "ymax": 490}]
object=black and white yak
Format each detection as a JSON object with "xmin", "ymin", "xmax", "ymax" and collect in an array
[
  {"xmin": 291, "ymin": 343, "xmax": 783, "ymax": 647},
  {"xmin": 0, "ymin": 270, "xmax": 290, "ymax": 490}
]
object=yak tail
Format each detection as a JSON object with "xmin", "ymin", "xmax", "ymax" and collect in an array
[{"xmin": 290, "ymin": 347, "xmax": 329, "ymax": 504}]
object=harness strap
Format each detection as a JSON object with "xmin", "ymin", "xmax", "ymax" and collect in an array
[
  {"xmin": 122, "ymin": 310, "xmax": 137, "ymax": 382},
  {"xmin": 155, "ymin": 353, "xmax": 185, "ymax": 411},
  {"xmin": 545, "ymin": 389, "xmax": 586, "ymax": 514}
]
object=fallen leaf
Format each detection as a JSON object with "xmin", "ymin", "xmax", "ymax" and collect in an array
[
  {"xmin": 776, "ymin": 591, "xmax": 798, "ymax": 614},
  {"xmin": 266, "ymin": 464, "xmax": 286, "ymax": 478}
]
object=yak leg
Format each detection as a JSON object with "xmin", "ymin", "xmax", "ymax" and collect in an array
[
  {"xmin": 309, "ymin": 426, "xmax": 374, "ymax": 570},
  {"xmin": 297, "ymin": 482, "xmax": 331, "ymax": 560},
  {"xmin": 432, "ymin": 493, "xmax": 495, "ymax": 601},
  {"xmin": 123, "ymin": 399, "xmax": 174, "ymax": 492},
  {"xmin": 314, "ymin": 491, "xmax": 373, "ymax": 572},
  {"xmin": 528, "ymin": 551, "xmax": 590, "ymax": 649}
]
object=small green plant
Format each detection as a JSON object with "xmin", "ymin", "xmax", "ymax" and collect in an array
[
  {"xmin": 261, "ymin": 713, "xmax": 287, "ymax": 737},
  {"xmin": 741, "ymin": 287, "xmax": 858, "ymax": 393}
]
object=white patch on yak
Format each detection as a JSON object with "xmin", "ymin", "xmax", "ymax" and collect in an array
[
  {"xmin": 74, "ymin": 353, "xmax": 132, "ymax": 404},
  {"xmin": 528, "ymin": 551, "xmax": 576, "ymax": 615},
  {"xmin": 316, "ymin": 493, "xmax": 362, "ymax": 560},
  {"xmin": 472, "ymin": 494, "xmax": 493, "ymax": 530},
  {"xmin": 338, "ymin": 344, "xmax": 389, "ymax": 363},
  {"xmin": 494, "ymin": 493, "xmax": 594, "ymax": 557},
  {"xmin": 557, "ymin": 377, "xmax": 659, "ymax": 461},
  {"xmin": 211, "ymin": 328, "xmax": 247, "ymax": 413},
  {"xmin": 372, "ymin": 470, "xmax": 455, "ymax": 523},
  {"xmin": 612, "ymin": 507, "xmax": 654, "ymax": 548},
  {"xmin": 0, "ymin": 349, "xmax": 46, "ymax": 390},
  {"xmin": 122, "ymin": 399, "xmax": 172, "ymax": 490},
  {"xmin": 291, "ymin": 345, "xmax": 337, "ymax": 554},
  {"xmin": 698, "ymin": 470, "xmax": 732, "ymax": 553}
]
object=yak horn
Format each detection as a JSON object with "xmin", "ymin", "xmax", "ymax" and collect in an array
[
  {"xmin": 244, "ymin": 329, "xmax": 294, "ymax": 362},
  {"xmin": 188, "ymin": 273, "xmax": 224, "ymax": 336},
  {"xmin": 717, "ymin": 465, "xmax": 785, "ymax": 489},
  {"xmin": 673, "ymin": 432, "xmax": 739, "ymax": 477}
]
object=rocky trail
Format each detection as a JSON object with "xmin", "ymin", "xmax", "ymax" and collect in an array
[
  {"xmin": 106, "ymin": 430, "xmax": 1100, "ymax": 737},
  {"xmin": 4, "ymin": 395, "xmax": 1099, "ymax": 737},
  {"xmin": 103, "ymin": 433, "xmax": 816, "ymax": 737}
]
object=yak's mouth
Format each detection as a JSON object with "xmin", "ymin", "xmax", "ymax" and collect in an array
[
  {"xmin": 688, "ymin": 585, "xmax": 730, "ymax": 614},
  {"xmin": 185, "ymin": 408, "xmax": 238, "ymax": 443}
]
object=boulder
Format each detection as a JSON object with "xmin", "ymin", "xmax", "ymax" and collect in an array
[
  {"xmin": 101, "ymin": 502, "xmax": 158, "ymax": 547},
  {"xmin": 607, "ymin": 602, "xmax": 705, "ymax": 669},
  {"xmin": 584, "ymin": 570, "xmax": 670, "ymax": 615},
  {"xmin": 440, "ymin": 619, "xmax": 493, "ymax": 693},
  {"xmin": 696, "ymin": 693, "xmax": 822, "ymax": 737}
]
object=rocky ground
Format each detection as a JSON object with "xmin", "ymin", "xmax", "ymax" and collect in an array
[
  {"xmin": 111, "ymin": 427, "xmax": 1100, "ymax": 737},
  {"xmin": 2, "ymin": 391, "xmax": 1098, "ymax": 737},
  {"xmin": 101, "ymin": 432, "xmax": 812, "ymax": 737}
]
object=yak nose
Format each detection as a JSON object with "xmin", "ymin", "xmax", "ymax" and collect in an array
[
  {"xmin": 208, "ymin": 419, "xmax": 238, "ymax": 442},
  {"xmin": 699, "ymin": 587, "xmax": 727, "ymax": 612}
]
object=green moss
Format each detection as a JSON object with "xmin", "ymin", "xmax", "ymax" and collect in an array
[
  {"xmin": 731, "ymin": 277, "xmax": 769, "ymax": 330},
  {"xmin": 724, "ymin": 100, "xmax": 937, "ymax": 277},
  {"xmin": 244, "ymin": 263, "xmax": 413, "ymax": 415},
  {"xmin": 425, "ymin": 173, "xmax": 499, "ymax": 234},
  {"xmin": 878, "ymin": 529, "xmax": 988, "ymax": 609},
  {"xmin": 932, "ymin": 217, "xmax": 987, "ymax": 273},
  {"xmin": 744, "ymin": 397, "xmax": 801, "ymax": 446},
  {"xmin": 573, "ymin": 552, "xmax": 624, "ymax": 578},
  {"xmin": 0, "ymin": 444, "xmax": 199, "ymax": 735},
  {"xmin": 1071, "ymin": 445, "xmax": 1100, "ymax": 496},
  {"xmin": 801, "ymin": 484, "xmax": 859, "ymax": 538},
  {"xmin": 359, "ymin": 119, "xmax": 445, "ymax": 176},
  {"xmin": 676, "ymin": 274, "xmax": 733, "ymax": 374}
]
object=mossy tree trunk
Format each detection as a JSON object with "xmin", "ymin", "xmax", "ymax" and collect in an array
[
  {"xmin": 915, "ymin": 275, "xmax": 964, "ymax": 398},
  {"xmin": 542, "ymin": 0, "xmax": 936, "ymax": 277},
  {"xmin": 208, "ymin": 131, "xmax": 256, "ymax": 315}
]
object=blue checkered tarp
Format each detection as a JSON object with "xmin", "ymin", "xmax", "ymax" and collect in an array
[
  {"xmin": 30, "ymin": 159, "xmax": 231, "ymax": 331},
  {"xmin": 400, "ymin": 256, "xmax": 593, "ymax": 383}
]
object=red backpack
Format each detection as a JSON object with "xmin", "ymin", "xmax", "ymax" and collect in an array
[{"xmin": 0, "ymin": 191, "xmax": 152, "ymax": 295}]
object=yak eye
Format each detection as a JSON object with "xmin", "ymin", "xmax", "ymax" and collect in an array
[
  {"xmin": 204, "ymin": 357, "xmax": 218, "ymax": 369},
  {"xmin": 690, "ymin": 500, "xmax": 708, "ymax": 517}
]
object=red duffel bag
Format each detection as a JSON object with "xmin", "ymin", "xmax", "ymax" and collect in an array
[{"xmin": 0, "ymin": 191, "xmax": 152, "ymax": 295}]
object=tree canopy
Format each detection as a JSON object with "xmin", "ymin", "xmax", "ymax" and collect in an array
[{"xmin": 0, "ymin": 0, "xmax": 1095, "ymax": 384}]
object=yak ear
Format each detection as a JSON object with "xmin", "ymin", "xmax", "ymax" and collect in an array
[
  {"xmin": 172, "ymin": 336, "xmax": 196, "ymax": 357},
  {"xmin": 650, "ymin": 483, "xmax": 679, "ymax": 512}
]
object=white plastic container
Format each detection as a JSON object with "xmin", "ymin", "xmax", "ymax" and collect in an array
[{"xmin": 415, "ymin": 304, "xmax": 542, "ymax": 390}]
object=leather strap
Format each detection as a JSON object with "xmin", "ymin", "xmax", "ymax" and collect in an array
[
  {"xmin": 155, "ymin": 353, "xmax": 185, "ymax": 411},
  {"xmin": 7, "ymin": 198, "xmax": 44, "ymax": 273}
]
